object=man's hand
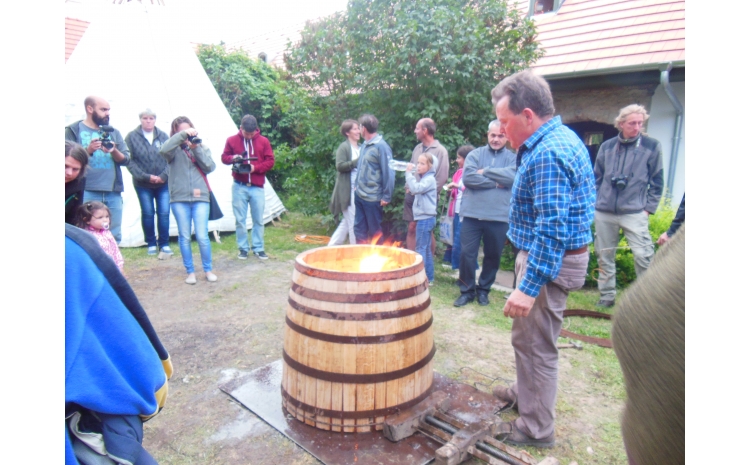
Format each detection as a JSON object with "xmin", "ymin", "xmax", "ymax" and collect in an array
[
  {"xmin": 657, "ymin": 232, "xmax": 670, "ymax": 246},
  {"xmin": 232, "ymin": 154, "xmax": 243, "ymax": 162},
  {"xmin": 380, "ymin": 200, "xmax": 389, "ymax": 206},
  {"xmin": 644, "ymin": 210, "xmax": 651, "ymax": 216},
  {"xmin": 250, "ymin": 164, "xmax": 256, "ymax": 173},
  {"xmin": 503, "ymin": 289, "xmax": 536, "ymax": 318},
  {"xmin": 149, "ymin": 175, "xmax": 164, "ymax": 184},
  {"xmin": 87, "ymin": 139, "xmax": 102, "ymax": 155},
  {"xmin": 477, "ymin": 169, "xmax": 484, "ymax": 175},
  {"xmin": 405, "ymin": 187, "xmax": 411, "ymax": 195},
  {"xmin": 406, "ymin": 163, "xmax": 415, "ymax": 172}
]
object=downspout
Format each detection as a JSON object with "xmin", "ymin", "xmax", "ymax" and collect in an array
[{"xmin": 659, "ymin": 62, "xmax": 684, "ymax": 200}]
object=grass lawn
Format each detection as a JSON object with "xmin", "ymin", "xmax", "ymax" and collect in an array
[{"xmin": 121, "ymin": 211, "xmax": 628, "ymax": 464}]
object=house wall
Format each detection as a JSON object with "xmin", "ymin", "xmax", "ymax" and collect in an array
[
  {"xmin": 647, "ymin": 81, "xmax": 685, "ymax": 208},
  {"xmin": 551, "ymin": 82, "xmax": 684, "ymax": 209},
  {"xmin": 553, "ymin": 85, "xmax": 658, "ymax": 126}
]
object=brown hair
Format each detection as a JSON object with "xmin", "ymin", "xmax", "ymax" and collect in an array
[
  {"xmin": 340, "ymin": 119, "xmax": 359, "ymax": 137},
  {"xmin": 65, "ymin": 141, "xmax": 89, "ymax": 179},
  {"xmin": 76, "ymin": 201, "xmax": 111, "ymax": 229},
  {"xmin": 456, "ymin": 145, "xmax": 474, "ymax": 159},
  {"xmin": 419, "ymin": 118, "xmax": 436, "ymax": 136},
  {"xmin": 358, "ymin": 114, "xmax": 379, "ymax": 133},
  {"xmin": 170, "ymin": 116, "xmax": 194, "ymax": 136}
]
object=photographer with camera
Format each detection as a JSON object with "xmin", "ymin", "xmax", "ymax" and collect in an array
[
  {"xmin": 65, "ymin": 96, "xmax": 130, "ymax": 244},
  {"xmin": 221, "ymin": 115, "xmax": 275, "ymax": 260},
  {"xmin": 593, "ymin": 104, "xmax": 664, "ymax": 308}
]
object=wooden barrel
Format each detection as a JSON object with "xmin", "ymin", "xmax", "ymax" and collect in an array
[{"xmin": 281, "ymin": 245, "xmax": 434, "ymax": 433}]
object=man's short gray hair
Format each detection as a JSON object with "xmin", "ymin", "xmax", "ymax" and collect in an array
[
  {"xmin": 491, "ymin": 69, "xmax": 555, "ymax": 118},
  {"xmin": 488, "ymin": 120, "xmax": 501, "ymax": 132},
  {"xmin": 614, "ymin": 104, "xmax": 649, "ymax": 130},
  {"xmin": 139, "ymin": 108, "xmax": 156, "ymax": 119}
]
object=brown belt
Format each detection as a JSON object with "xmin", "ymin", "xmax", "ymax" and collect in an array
[
  {"xmin": 565, "ymin": 245, "xmax": 588, "ymax": 256},
  {"xmin": 517, "ymin": 245, "xmax": 589, "ymax": 256}
]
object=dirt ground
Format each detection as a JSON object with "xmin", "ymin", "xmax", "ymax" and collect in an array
[{"xmin": 131, "ymin": 250, "xmax": 626, "ymax": 465}]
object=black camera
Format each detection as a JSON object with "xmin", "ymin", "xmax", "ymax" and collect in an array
[
  {"xmin": 187, "ymin": 134, "xmax": 202, "ymax": 145},
  {"xmin": 231, "ymin": 151, "xmax": 258, "ymax": 174},
  {"xmin": 611, "ymin": 175, "xmax": 629, "ymax": 191},
  {"xmin": 98, "ymin": 125, "xmax": 115, "ymax": 150}
]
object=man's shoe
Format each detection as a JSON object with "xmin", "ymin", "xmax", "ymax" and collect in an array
[
  {"xmin": 477, "ymin": 293, "xmax": 490, "ymax": 306},
  {"xmin": 254, "ymin": 251, "xmax": 269, "ymax": 260},
  {"xmin": 497, "ymin": 420, "xmax": 555, "ymax": 449},
  {"xmin": 238, "ymin": 250, "xmax": 248, "ymax": 260},
  {"xmin": 147, "ymin": 246, "xmax": 157, "ymax": 255},
  {"xmin": 160, "ymin": 246, "xmax": 173, "ymax": 255},
  {"xmin": 596, "ymin": 298, "xmax": 615, "ymax": 308},
  {"xmin": 492, "ymin": 385, "xmax": 519, "ymax": 411},
  {"xmin": 453, "ymin": 294, "xmax": 475, "ymax": 307}
]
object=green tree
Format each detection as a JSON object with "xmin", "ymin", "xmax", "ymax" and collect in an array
[
  {"xmin": 283, "ymin": 0, "xmax": 541, "ymax": 234},
  {"xmin": 196, "ymin": 44, "xmax": 309, "ymax": 190}
]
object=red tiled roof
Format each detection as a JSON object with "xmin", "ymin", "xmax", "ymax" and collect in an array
[
  {"xmin": 529, "ymin": 0, "xmax": 685, "ymax": 77},
  {"xmin": 65, "ymin": 17, "xmax": 90, "ymax": 63}
]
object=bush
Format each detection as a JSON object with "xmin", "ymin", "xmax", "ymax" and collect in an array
[{"xmin": 585, "ymin": 199, "xmax": 677, "ymax": 288}]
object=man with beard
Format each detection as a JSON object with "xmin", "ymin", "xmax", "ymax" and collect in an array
[{"xmin": 66, "ymin": 96, "xmax": 130, "ymax": 243}]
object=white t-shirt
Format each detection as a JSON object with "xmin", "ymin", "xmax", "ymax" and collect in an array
[{"xmin": 142, "ymin": 129, "xmax": 154, "ymax": 144}]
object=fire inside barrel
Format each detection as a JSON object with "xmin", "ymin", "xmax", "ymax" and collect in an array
[{"xmin": 282, "ymin": 245, "xmax": 435, "ymax": 433}]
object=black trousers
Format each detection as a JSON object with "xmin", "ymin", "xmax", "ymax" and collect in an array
[{"xmin": 458, "ymin": 217, "xmax": 509, "ymax": 296}]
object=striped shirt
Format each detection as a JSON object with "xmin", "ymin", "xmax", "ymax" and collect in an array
[{"xmin": 508, "ymin": 116, "xmax": 596, "ymax": 298}]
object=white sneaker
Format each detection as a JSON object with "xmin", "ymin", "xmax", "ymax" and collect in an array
[
  {"xmin": 147, "ymin": 246, "xmax": 158, "ymax": 255},
  {"xmin": 206, "ymin": 272, "xmax": 218, "ymax": 282},
  {"xmin": 185, "ymin": 273, "xmax": 197, "ymax": 285}
]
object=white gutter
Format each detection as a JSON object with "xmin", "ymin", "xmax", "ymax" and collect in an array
[
  {"xmin": 539, "ymin": 60, "xmax": 685, "ymax": 80},
  {"xmin": 659, "ymin": 62, "xmax": 684, "ymax": 199}
]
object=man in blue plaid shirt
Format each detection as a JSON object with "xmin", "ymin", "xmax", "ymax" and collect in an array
[{"xmin": 490, "ymin": 70, "xmax": 596, "ymax": 448}]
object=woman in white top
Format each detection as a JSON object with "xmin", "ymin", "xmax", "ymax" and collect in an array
[{"xmin": 328, "ymin": 120, "xmax": 362, "ymax": 245}]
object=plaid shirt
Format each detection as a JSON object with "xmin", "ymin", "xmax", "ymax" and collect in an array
[{"xmin": 508, "ymin": 116, "xmax": 596, "ymax": 298}]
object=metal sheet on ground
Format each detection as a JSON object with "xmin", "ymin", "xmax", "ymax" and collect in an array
[{"xmin": 220, "ymin": 360, "xmax": 505, "ymax": 465}]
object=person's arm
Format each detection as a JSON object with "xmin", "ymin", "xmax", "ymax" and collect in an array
[
  {"xmin": 108, "ymin": 130, "xmax": 130, "ymax": 165},
  {"xmin": 159, "ymin": 130, "xmax": 189, "ymax": 163},
  {"xmin": 518, "ymin": 149, "xmax": 572, "ymax": 299},
  {"xmin": 594, "ymin": 144, "xmax": 605, "ymax": 190},
  {"xmin": 380, "ymin": 145, "xmax": 395, "ymax": 203},
  {"xmin": 124, "ymin": 134, "xmax": 151, "ymax": 183},
  {"xmin": 335, "ymin": 143, "xmax": 357, "ymax": 173},
  {"xmin": 405, "ymin": 170, "xmax": 436, "ymax": 195},
  {"xmin": 462, "ymin": 151, "xmax": 497, "ymax": 189},
  {"xmin": 220, "ymin": 137, "xmax": 237, "ymax": 165},
  {"xmin": 252, "ymin": 139, "xmax": 275, "ymax": 175},
  {"xmin": 666, "ymin": 194, "xmax": 685, "ymax": 237},
  {"xmin": 645, "ymin": 142, "xmax": 664, "ymax": 214},
  {"xmin": 192, "ymin": 144, "xmax": 216, "ymax": 174},
  {"xmin": 483, "ymin": 166, "xmax": 517, "ymax": 187},
  {"xmin": 435, "ymin": 149, "xmax": 450, "ymax": 191}
]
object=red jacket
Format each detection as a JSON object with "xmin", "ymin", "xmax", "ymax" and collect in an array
[{"xmin": 221, "ymin": 130, "xmax": 275, "ymax": 187}]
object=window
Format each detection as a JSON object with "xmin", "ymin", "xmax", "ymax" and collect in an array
[
  {"xmin": 584, "ymin": 132, "xmax": 604, "ymax": 146},
  {"xmin": 530, "ymin": 0, "xmax": 564, "ymax": 16}
]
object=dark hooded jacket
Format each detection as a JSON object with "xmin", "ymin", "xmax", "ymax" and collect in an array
[{"xmin": 124, "ymin": 126, "xmax": 170, "ymax": 189}]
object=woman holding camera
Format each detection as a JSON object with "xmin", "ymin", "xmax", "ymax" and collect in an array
[
  {"xmin": 66, "ymin": 141, "xmax": 89, "ymax": 225},
  {"xmin": 328, "ymin": 119, "xmax": 361, "ymax": 245},
  {"xmin": 160, "ymin": 116, "xmax": 217, "ymax": 284}
]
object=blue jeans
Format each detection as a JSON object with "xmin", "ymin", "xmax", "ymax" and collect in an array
[
  {"xmin": 134, "ymin": 184, "xmax": 170, "ymax": 248},
  {"xmin": 170, "ymin": 201, "xmax": 212, "ymax": 274},
  {"xmin": 354, "ymin": 195, "xmax": 384, "ymax": 244},
  {"xmin": 451, "ymin": 214, "xmax": 463, "ymax": 270},
  {"xmin": 416, "ymin": 216, "xmax": 436, "ymax": 282},
  {"xmin": 83, "ymin": 191, "xmax": 123, "ymax": 243},
  {"xmin": 232, "ymin": 182, "xmax": 265, "ymax": 253}
]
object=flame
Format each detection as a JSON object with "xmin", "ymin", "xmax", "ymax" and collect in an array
[{"xmin": 358, "ymin": 234, "xmax": 403, "ymax": 272}]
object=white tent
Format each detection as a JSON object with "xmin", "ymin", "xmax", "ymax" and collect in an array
[{"xmin": 64, "ymin": 2, "xmax": 286, "ymax": 247}]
